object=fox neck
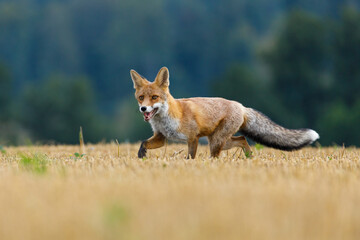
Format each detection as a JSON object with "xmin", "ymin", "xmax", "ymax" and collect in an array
[
  {"xmin": 164, "ymin": 92, "xmax": 182, "ymax": 119},
  {"xmin": 149, "ymin": 92, "xmax": 187, "ymax": 141}
]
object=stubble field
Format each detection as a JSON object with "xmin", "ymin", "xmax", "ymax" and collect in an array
[{"xmin": 0, "ymin": 143, "xmax": 359, "ymax": 240}]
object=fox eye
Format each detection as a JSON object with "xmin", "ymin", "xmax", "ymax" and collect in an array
[
  {"xmin": 139, "ymin": 95, "xmax": 144, "ymax": 101},
  {"xmin": 152, "ymin": 95, "xmax": 158, "ymax": 100}
]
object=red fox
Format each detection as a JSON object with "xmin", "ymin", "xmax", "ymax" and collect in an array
[{"xmin": 130, "ymin": 67, "xmax": 319, "ymax": 158}]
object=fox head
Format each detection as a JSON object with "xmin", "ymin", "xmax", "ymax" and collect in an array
[{"xmin": 130, "ymin": 67, "xmax": 170, "ymax": 122}]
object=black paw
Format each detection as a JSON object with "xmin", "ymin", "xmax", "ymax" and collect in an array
[{"xmin": 138, "ymin": 141, "xmax": 147, "ymax": 158}]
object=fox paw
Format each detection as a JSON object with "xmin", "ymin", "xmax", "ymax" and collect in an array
[{"xmin": 138, "ymin": 142, "xmax": 147, "ymax": 158}]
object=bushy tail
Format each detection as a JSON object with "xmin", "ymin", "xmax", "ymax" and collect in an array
[{"xmin": 240, "ymin": 108, "xmax": 319, "ymax": 151}]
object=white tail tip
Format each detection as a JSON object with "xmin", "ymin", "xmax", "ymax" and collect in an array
[{"xmin": 308, "ymin": 129, "xmax": 320, "ymax": 143}]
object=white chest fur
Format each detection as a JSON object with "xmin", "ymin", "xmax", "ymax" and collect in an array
[{"xmin": 149, "ymin": 115, "xmax": 187, "ymax": 142}]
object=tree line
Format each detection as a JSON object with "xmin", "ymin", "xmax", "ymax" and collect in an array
[{"xmin": 0, "ymin": 0, "xmax": 359, "ymax": 146}]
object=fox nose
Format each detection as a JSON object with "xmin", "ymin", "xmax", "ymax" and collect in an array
[{"xmin": 141, "ymin": 106, "xmax": 147, "ymax": 112}]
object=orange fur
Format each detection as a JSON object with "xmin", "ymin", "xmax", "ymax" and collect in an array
[
  {"xmin": 131, "ymin": 67, "xmax": 251, "ymax": 158},
  {"xmin": 131, "ymin": 67, "xmax": 319, "ymax": 157}
]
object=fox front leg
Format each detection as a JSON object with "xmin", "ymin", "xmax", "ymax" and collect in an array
[
  {"xmin": 186, "ymin": 138, "xmax": 199, "ymax": 159},
  {"xmin": 138, "ymin": 132, "xmax": 166, "ymax": 158}
]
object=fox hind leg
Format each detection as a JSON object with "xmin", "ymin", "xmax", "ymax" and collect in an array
[
  {"xmin": 208, "ymin": 133, "xmax": 229, "ymax": 158},
  {"xmin": 222, "ymin": 136, "xmax": 252, "ymax": 158},
  {"xmin": 208, "ymin": 140, "xmax": 224, "ymax": 158},
  {"xmin": 208, "ymin": 121, "xmax": 239, "ymax": 158}
]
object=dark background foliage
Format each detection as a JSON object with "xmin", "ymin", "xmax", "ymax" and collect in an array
[{"xmin": 0, "ymin": 0, "xmax": 359, "ymax": 146}]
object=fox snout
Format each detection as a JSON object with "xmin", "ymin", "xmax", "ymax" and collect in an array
[
  {"xmin": 139, "ymin": 105, "xmax": 160, "ymax": 122},
  {"xmin": 139, "ymin": 106, "xmax": 154, "ymax": 113}
]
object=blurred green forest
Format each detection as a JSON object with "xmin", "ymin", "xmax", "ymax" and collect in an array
[{"xmin": 0, "ymin": 0, "xmax": 359, "ymax": 146}]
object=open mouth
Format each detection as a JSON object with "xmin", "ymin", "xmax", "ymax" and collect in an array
[{"xmin": 143, "ymin": 108, "xmax": 158, "ymax": 121}]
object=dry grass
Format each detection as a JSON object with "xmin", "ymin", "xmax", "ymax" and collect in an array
[{"xmin": 0, "ymin": 143, "xmax": 360, "ymax": 240}]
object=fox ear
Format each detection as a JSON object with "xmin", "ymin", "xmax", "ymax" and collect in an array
[
  {"xmin": 130, "ymin": 69, "xmax": 147, "ymax": 89},
  {"xmin": 154, "ymin": 67, "xmax": 170, "ymax": 88}
]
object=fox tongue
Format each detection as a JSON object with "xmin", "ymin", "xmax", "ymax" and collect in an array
[
  {"xmin": 144, "ymin": 112, "xmax": 152, "ymax": 121},
  {"xmin": 143, "ymin": 108, "xmax": 158, "ymax": 121}
]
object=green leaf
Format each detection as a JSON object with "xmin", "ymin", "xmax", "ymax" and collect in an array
[
  {"xmin": 0, "ymin": 145, "xmax": 6, "ymax": 154},
  {"xmin": 19, "ymin": 153, "xmax": 48, "ymax": 175},
  {"xmin": 245, "ymin": 151, "xmax": 252, "ymax": 158}
]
